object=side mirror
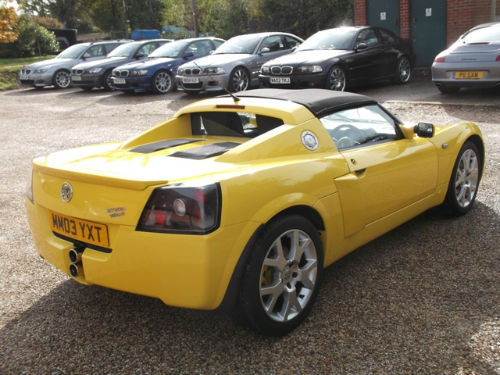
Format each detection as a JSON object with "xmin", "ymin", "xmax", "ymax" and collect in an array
[
  {"xmin": 135, "ymin": 53, "xmax": 147, "ymax": 59},
  {"xmin": 355, "ymin": 42, "xmax": 368, "ymax": 51},
  {"xmin": 183, "ymin": 51, "xmax": 194, "ymax": 59},
  {"xmin": 414, "ymin": 122, "xmax": 435, "ymax": 138},
  {"xmin": 260, "ymin": 47, "xmax": 270, "ymax": 54},
  {"xmin": 82, "ymin": 53, "xmax": 90, "ymax": 59}
]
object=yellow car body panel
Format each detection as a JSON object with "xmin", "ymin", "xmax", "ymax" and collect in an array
[{"xmin": 26, "ymin": 89, "xmax": 484, "ymax": 313}]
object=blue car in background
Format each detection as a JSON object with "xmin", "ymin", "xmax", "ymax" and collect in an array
[{"xmin": 112, "ymin": 37, "xmax": 225, "ymax": 94}]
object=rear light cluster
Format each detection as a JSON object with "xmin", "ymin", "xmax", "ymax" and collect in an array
[
  {"xmin": 137, "ymin": 183, "xmax": 221, "ymax": 234},
  {"xmin": 434, "ymin": 56, "xmax": 446, "ymax": 63}
]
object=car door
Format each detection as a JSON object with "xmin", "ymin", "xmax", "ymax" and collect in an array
[
  {"xmin": 320, "ymin": 104, "xmax": 438, "ymax": 237},
  {"xmin": 377, "ymin": 28, "xmax": 400, "ymax": 77},
  {"xmin": 348, "ymin": 28, "xmax": 385, "ymax": 82},
  {"xmin": 251, "ymin": 35, "xmax": 292, "ymax": 80}
]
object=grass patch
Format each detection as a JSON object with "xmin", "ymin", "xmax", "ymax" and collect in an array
[{"xmin": 0, "ymin": 56, "xmax": 55, "ymax": 90}]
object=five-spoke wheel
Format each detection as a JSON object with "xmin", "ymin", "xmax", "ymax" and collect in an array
[
  {"xmin": 443, "ymin": 141, "xmax": 482, "ymax": 215},
  {"xmin": 239, "ymin": 215, "xmax": 323, "ymax": 336}
]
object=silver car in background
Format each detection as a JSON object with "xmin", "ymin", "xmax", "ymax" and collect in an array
[
  {"xmin": 432, "ymin": 22, "xmax": 500, "ymax": 93},
  {"xmin": 18, "ymin": 40, "xmax": 128, "ymax": 89},
  {"xmin": 176, "ymin": 32, "xmax": 303, "ymax": 94}
]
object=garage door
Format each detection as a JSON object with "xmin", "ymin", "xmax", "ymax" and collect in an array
[
  {"xmin": 411, "ymin": 0, "xmax": 447, "ymax": 67},
  {"xmin": 367, "ymin": 0, "xmax": 400, "ymax": 35}
]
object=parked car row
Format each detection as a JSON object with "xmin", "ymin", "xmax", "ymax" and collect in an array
[{"xmin": 19, "ymin": 26, "xmax": 416, "ymax": 94}]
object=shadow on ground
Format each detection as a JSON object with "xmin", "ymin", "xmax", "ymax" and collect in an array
[{"xmin": 1, "ymin": 202, "xmax": 498, "ymax": 375}]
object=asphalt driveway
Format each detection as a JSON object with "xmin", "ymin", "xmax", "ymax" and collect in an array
[{"xmin": 0, "ymin": 81, "xmax": 499, "ymax": 374}]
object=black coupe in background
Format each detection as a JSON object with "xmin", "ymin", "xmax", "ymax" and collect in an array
[{"xmin": 259, "ymin": 26, "xmax": 415, "ymax": 91}]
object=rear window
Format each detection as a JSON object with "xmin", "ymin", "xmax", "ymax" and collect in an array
[{"xmin": 191, "ymin": 112, "xmax": 284, "ymax": 138}]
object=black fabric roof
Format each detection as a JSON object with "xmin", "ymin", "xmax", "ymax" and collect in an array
[{"xmin": 230, "ymin": 88, "xmax": 377, "ymax": 117}]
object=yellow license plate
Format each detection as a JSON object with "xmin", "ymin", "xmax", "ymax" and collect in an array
[
  {"xmin": 48, "ymin": 210, "xmax": 110, "ymax": 248},
  {"xmin": 454, "ymin": 71, "xmax": 483, "ymax": 79}
]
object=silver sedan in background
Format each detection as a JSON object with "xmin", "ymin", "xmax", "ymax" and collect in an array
[
  {"xmin": 432, "ymin": 22, "xmax": 500, "ymax": 93},
  {"xmin": 176, "ymin": 32, "xmax": 303, "ymax": 94}
]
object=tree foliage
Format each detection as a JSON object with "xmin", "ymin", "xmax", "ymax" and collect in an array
[{"xmin": 0, "ymin": 5, "xmax": 18, "ymax": 43}]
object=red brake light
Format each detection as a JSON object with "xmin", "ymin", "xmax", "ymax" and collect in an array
[
  {"xmin": 434, "ymin": 56, "xmax": 446, "ymax": 63},
  {"xmin": 496, "ymin": 55, "xmax": 500, "ymax": 61}
]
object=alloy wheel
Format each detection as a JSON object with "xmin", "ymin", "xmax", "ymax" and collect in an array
[
  {"xmin": 398, "ymin": 57, "xmax": 411, "ymax": 83},
  {"xmin": 154, "ymin": 71, "xmax": 172, "ymax": 93},
  {"xmin": 230, "ymin": 68, "xmax": 249, "ymax": 92},
  {"xmin": 259, "ymin": 229, "xmax": 318, "ymax": 322},
  {"xmin": 454, "ymin": 148, "xmax": 479, "ymax": 208},
  {"xmin": 54, "ymin": 70, "xmax": 70, "ymax": 88},
  {"xmin": 328, "ymin": 67, "xmax": 346, "ymax": 91}
]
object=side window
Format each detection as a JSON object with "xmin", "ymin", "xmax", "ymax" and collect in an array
[
  {"xmin": 105, "ymin": 43, "xmax": 120, "ymax": 53},
  {"xmin": 260, "ymin": 35, "xmax": 285, "ymax": 52},
  {"xmin": 86, "ymin": 45, "xmax": 106, "ymax": 57},
  {"xmin": 213, "ymin": 39, "xmax": 224, "ymax": 49},
  {"xmin": 356, "ymin": 29, "xmax": 380, "ymax": 48},
  {"xmin": 379, "ymin": 29, "xmax": 396, "ymax": 44},
  {"xmin": 137, "ymin": 43, "xmax": 157, "ymax": 56},
  {"xmin": 285, "ymin": 36, "xmax": 301, "ymax": 49},
  {"xmin": 188, "ymin": 40, "xmax": 212, "ymax": 57},
  {"xmin": 319, "ymin": 105, "xmax": 401, "ymax": 150}
]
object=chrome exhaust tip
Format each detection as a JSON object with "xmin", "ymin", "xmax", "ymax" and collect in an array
[
  {"xmin": 69, "ymin": 262, "xmax": 82, "ymax": 277},
  {"xmin": 68, "ymin": 248, "xmax": 83, "ymax": 263}
]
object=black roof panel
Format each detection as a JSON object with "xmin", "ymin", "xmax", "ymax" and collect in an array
[{"xmin": 230, "ymin": 88, "xmax": 377, "ymax": 117}]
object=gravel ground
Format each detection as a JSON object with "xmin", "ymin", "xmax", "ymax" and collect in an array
[{"xmin": 0, "ymin": 87, "xmax": 499, "ymax": 375}]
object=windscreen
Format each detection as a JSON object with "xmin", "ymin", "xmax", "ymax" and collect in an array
[
  {"xmin": 297, "ymin": 28, "xmax": 357, "ymax": 51},
  {"xmin": 191, "ymin": 112, "xmax": 284, "ymax": 138},
  {"xmin": 215, "ymin": 35, "xmax": 260, "ymax": 54},
  {"xmin": 56, "ymin": 44, "xmax": 88, "ymax": 58},
  {"xmin": 461, "ymin": 23, "xmax": 500, "ymax": 44},
  {"xmin": 149, "ymin": 41, "xmax": 187, "ymax": 58},
  {"xmin": 108, "ymin": 43, "xmax": 139, "ymax": 57}
]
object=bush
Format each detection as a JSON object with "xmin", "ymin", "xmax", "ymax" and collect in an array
[{"xmin": 13, "ymin": 23, "xmax": 59, "ymax": 57}]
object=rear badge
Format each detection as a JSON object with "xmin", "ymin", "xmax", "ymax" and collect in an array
[
  {"xmin": 301, "ymin": 131, "xmax": 318, "ymax": 151},
  {"xmin": 60, "ymin": 182, "xmax": 73, "ymax": 202}
]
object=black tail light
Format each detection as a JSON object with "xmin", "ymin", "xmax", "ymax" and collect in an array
[{"xmin": 137, "ymin": 183, "xmax": 221, "ymax": 234}]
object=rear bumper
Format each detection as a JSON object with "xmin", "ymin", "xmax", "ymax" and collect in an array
[
  {"xmin": 431, "ymin": 62, "xmax": 500, "ymax": 89},
  {"xmin": 26, "ymin": 196, "xmax": 257, "ymax": 310}
]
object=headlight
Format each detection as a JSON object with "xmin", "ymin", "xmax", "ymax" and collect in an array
[
  {"xmin": 297, "ymin": 65, "xmax": 323, "ymax": 73},
  {"xmin": 137, "ymin": 183, "xmax": 221, "ymax": 234},
  {"xmin": 177, "ymin": 67, "xmax": 185, "ymax": 74},
  {"xmin": 261, "ymin": 66, "xmax": 270, "ymax": 74},
  {"xmin": 89, "ymin": 67, "xmax": 103, "ymax": 74},
  {"xmin": 131, "ymin": 69, "xmax": 148, "ymax": 76},
  {"xmin": 203, "ymin": 67, "xmax": 225, "ymax": 74},
  {"xmin": 35, "ymin": 68, "xmax": 47, "ymax": 73}
]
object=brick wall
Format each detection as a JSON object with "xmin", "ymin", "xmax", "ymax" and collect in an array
[
  {"xmin": 447, "ymin": 0, "xmax": 493, "ymax": 44},
  {"xmin": 354, "ymin": 0, "xmax": 496, "ymax": 45}
]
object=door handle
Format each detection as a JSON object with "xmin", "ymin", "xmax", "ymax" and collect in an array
[{"xmin": 355, "ymin": 168, "xmax": 366, "ymax": 175}]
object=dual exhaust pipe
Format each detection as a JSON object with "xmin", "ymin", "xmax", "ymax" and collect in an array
[{"xmin": 68, "ymin": 248, "xmax": 84, "ymax": 277}]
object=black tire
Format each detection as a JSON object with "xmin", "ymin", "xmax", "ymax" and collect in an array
[
  {"xmin": 102, "ymin": 70, "xmax": 115, "ymax": 91},
  {"xmin": 229, "ymin": 67, "xmax": 250, "ymax": 92},
  {"xmin": 326, "ymin": 65, "xmax": 347, "ymax": 91},
  {"xmin": 437, "ymin": 85, "xmax": 460, "ymax": 94},
  {"xmin": 52, "ymin": 69, "xmax": 71, "ymax": 89},
  {"xmin": 152, "ymin": 70, "xmax": 174, "ymax": 94},
  {"xmin": 238, "ymin": 215, "xmax": 323, "ymax": 336},
  {"xmin": 395, "ymin": 56, "xmax": 411, "ymax": 84},
  {"xmin": 442, "ymin": 140, "xmax": 482, "ymax": 216}
]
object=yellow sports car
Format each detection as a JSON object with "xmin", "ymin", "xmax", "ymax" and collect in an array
[{"xmin": 26, "ymin": 89, "xmax": 484, "ymax": 336}]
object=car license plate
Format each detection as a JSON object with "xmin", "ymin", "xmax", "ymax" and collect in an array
[
  {"xmin": 270, "ymin": 77, "xmax": 291, "ymax": 84},
  {"xmin": 48, "ymin": 210, "xmax": 110, "ymax": 248},
  {"xmin": 182, "ymin": 77, "xmax": 199, "ymax": 84},
  {"xmin": 113, "ymin": 77, "xmax": 126, "ymax": 84},
  {"xmin": 454, "ymin": 71, "xmax": 483, "ymax": 79},
  {"xmin": 71, "ymin": 75, "xmax": 82, "ymax": 81}
]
